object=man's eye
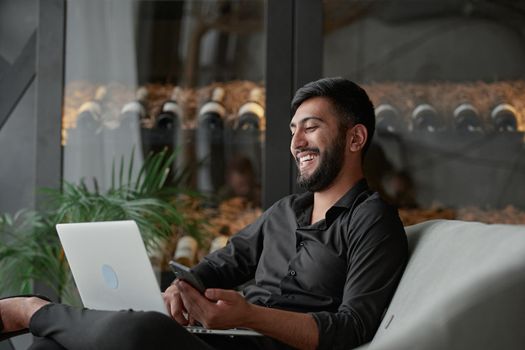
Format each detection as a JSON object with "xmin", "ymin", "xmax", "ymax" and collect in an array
[{"xmin": 306, "ymin": 126, "xmax": 318, "ymax": 132}]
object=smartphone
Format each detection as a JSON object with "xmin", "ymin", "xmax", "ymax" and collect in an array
[{"xmin": 169, "ymin": 260, "xmax": 206, "ymax": 294}]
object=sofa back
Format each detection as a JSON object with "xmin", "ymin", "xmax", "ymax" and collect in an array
[{"xmin": 362, "ymin": 219, "xmax": 525, "ymax": 350}]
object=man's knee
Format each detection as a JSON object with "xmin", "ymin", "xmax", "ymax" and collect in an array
[{"xmin": 93, "ymin": 311, "xmax": 182, "ymax": 349}]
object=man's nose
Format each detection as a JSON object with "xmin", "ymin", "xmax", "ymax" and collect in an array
[{"xmin": 291, "ymin": 131, "xmax": 307, "ymax": 151}]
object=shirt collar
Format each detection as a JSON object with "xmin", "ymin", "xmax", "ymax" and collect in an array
[
  {"xmin": 293, "ymin": 178, "xmax": 370, "ymax": 228},
  {"xmin": 331, "ymin": 178, "xmax": 369, "ymax": 210}
]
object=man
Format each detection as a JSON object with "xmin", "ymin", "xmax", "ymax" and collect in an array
[{"xmin": 0, "ymin": 78, "xmax": 407, "ymax": 350}]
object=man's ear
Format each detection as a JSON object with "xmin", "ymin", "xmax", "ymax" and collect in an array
[{"xmin": 348, "ymin": 124, "xmax": 367, "ymax": 152}]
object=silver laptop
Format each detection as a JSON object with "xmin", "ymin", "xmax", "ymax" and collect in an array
[{"xmin": 56, "ymin": 220, "xmax": 261, "ymax": 336}]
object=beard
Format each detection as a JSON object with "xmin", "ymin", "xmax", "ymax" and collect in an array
[{"xmin": 296, "ymin": 129, "xmax": 347, "ymax": 192}]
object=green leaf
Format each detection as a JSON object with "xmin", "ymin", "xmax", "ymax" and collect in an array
[
  {"xmin": 128, "ymin": 146, "xmax": 135, "ymax": 190},
  {"xmin": 1, "ymin": 149, "xmax": 206, "ymax": 301}
]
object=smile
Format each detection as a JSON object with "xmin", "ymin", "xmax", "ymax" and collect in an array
[
  {"xmin": 296, "ymin": 151, "xmax": 319, "ymax": 170},
  {"xmin": 300, "ymin": 154, "xmax": 317, "ymax": 163}
]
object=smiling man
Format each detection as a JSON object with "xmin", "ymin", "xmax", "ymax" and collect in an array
[
  {"xmin": 0, "ymin": 78, "xmax": 407, "ymax": 350},
  {"xmin": 165, "ymin": 77, "xmax": 408, "ymax": 350}
]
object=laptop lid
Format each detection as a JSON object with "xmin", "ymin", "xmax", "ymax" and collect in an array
[
  {"xmin": 56, "ymin": 220, "xmax": 168, "ymax": 315},
  {"xmin": 56, "ymin": 220, "xmax": 262, "ymax": 337}
]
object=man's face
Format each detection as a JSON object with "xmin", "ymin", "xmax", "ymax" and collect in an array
[{"xmin": 290, "ymin": 97, "xmax": 348, "ymax": 192}]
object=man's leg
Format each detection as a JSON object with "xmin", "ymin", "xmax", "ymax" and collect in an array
[
  {"xmin": 199, "ymin": 334, "xmax": 291, "ymax": 350},
  {"xmin": 29, "ymin": 304, "xmax": 215, "ymax": 350}
]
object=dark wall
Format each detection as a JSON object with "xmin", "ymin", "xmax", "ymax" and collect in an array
[
  {"xmin": 0, "ymin": 0, "xmax": 38, "ymax": 214},
  {"xmin": 0, "ymin": 82, "xmax": 37, "ymax": 213}
]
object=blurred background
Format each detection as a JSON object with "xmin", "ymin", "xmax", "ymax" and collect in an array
[{"xmin": 2, "ymin": 0, "xmax": 525, "ymax": 347}]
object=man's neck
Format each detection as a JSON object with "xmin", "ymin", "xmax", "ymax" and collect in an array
[{"xmin": 311, "ymin": 169, "xmax": 364, "ymax": 225}]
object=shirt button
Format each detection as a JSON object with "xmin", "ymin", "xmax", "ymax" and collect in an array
[{"xmin": 289, "ymin": 270, "xmax": 296, "ymax": 276}]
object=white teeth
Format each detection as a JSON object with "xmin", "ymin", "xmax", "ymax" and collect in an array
[{"xmin": 299, "ymin": 154, "xmax": 316, "ymax": 163}]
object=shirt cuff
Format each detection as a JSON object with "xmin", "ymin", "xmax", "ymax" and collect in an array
[
  {"xmin": 310, "ymin": 311, "xmax": 333, "ymax": 350},
  {"xmin": 310, "ymin": 311, "xmax": 364, "ymax": 350}
]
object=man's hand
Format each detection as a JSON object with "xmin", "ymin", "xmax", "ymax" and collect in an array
[
  {"xmin": 174, "ymin": 280, "xmax": 252, "ymax": 329},
  {"xmin": 174, "ymin": 280, "xmax": 319, "ymax": 349},
  {"xmin": 162, "ymin": 282, "xmax": 189, "ymax": 325}
]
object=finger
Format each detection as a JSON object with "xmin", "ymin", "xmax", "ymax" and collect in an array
[
  {"xmin": 162, "ymin": 284, "xmax": 180, "ymax": 309},
  {"xmin": 204, "ymin": 288, "xmax": 240, "ymax": 303},
  {"xmin": 178, "ymin": 284, "xmax": 204, "ymax": 311},
  {"xmin": 163, "ymin": 283, "xmax": 180, "ymax": 295},
  {"xmin": 178, "ymin": 281, "xmax": 209, "ymax": 320},
  {"xmin": 163, "ymin": 287, "xmax": 189, "ymax": 325},
  {"xmin": 162, "ymin": 292, "xmax": 176, "ymax": 310},
  {"xmin": 177, "ymin": 280, "xmax": 205, "ymax": 301},
  {"xmin": 171, "ymin": 297, "xmax": 189, "ymax": 325}
]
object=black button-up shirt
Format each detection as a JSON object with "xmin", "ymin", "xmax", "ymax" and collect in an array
[{"xmin": 192, "ymin": 179, "xmax": 408, "ymax": 349}]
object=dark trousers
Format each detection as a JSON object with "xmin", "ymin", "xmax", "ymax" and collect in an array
[{"xmin": 27, "ymin": 304, "xmax": 286, "ymax": 350}]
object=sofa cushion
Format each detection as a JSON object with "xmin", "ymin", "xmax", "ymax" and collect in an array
[{"xmin": 359, "ymin": 219, "xmax": 525, "ymax": 350}]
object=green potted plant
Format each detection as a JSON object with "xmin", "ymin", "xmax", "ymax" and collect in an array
[{"xmin": 0, "ymin": 149, "xmax": 205, "ymax": 304}]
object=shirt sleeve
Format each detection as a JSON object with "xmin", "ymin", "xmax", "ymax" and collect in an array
[
  {"xmin": 311, "ymin": 202, "xmax": 408, "ymax": 350},
  {"xmin": 191, "ymin": 206, "xmax": 272, "ymax": 289}
]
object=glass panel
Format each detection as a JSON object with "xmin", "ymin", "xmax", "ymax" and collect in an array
[
  {"xmin": 323, "ymin": 0, "xmax": 525, "ymax": 225},
  {"xmin": 62, "ymin": 0, "xmax": 265, "ymax": 271},
  {"xmin": 0, "ymin": 0, "xmax": 38, "ymax": 214}
]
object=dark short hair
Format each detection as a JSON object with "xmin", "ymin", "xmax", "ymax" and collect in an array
[{"xmin": 291, "ymin": 77, "xmax": 375, "ymax": 157}]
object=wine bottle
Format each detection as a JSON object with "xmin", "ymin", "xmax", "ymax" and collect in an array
[
  {"xmin": 108, "ymin": 87, "xmax": 145, "ymax": 179},
  {"xmin": 76, "ymin": 85, "xmax": 107, "ymax": 129},
  {"xmin": 235, "ymin": 88, "xmax": 264, "ymax": 131},
  {"xmin": 196, "ymin": 87, "xmax": 226, "ymax": 194},
  {"xmin": 231, "ymin": 87, "xmax": 264, "ymax": 188},
  {"xmin": 120, "ymin": 87, "xmax": 148, "ymax": 129},
  {"xmin": 198, "ymin": 87, "xmax": 226, "ymax": 129},
  {"xmin": 65, "ymin": 86, "xmax": 107, "ymax": 190},
  {"xmin": 411, "ymin": 103, "xmax": 444, "ymax": 132},
  {"xmin": 209, "ymin": 235, "xmax": 229, "ymax": 254},
  {"xmin": 491, "ymin": 103, "xmax": 518, "ymax": 132},
  {"xmin": 156, "ymin": 87, "xmax": 183, "ymax": 130},
  {"xmin": 453, "ymin": 103, "xmax": 483, "ymax": 132},
  {"xmin": 375, "ymin": 103, "xmax": 405, "ymax": 134},
  {"xmin": 173, "ymin": 236, "xmax": 198, "ymax": 267}
]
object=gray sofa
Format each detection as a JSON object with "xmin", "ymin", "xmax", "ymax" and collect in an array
[{"xmin": 358, "ymin": 219, "xmax": 525, "ymax": 350}]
